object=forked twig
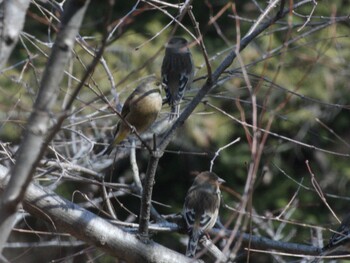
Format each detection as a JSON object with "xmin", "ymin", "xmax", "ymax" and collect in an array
[{"xmin": 306, "ymin": 160, "xmax": 341, "ymax": 224}]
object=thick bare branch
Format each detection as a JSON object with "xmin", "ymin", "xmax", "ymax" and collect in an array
[
  {"xmin": 211, "ymin": 228, "xmax": 320, "ymax": 257},
  {"xmin": 0, "ymin": 165, "xmax": 196, "ymax": 263},
  {"xmin": 0, "ymin": 0, "xmax": 31, "ymax": 70}
]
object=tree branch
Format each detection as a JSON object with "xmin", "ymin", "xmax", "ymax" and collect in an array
[
  {"xmin": 211, "ymin": 228, "xmax": 321, "ymax": 256},
  {"xmin": 0, "ymin": 165, "xmax": 197, "ymax": 263},
  {"xmin": 0, "ymin": 0, "xmax": 31, "ymax": 70}
]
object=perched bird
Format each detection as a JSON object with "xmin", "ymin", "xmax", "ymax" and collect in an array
[
  {"xmin": 312, "ymin": 214, "xmax": 350, "ymax": 262},
  {"xmin": 183, "ymin": 171, "xmax": 225, "ymax": 258},
  {"xmin": 161, "ymin": 36, "xmax": 194, "ymax": 120},
  {"xmin": 105, "ymin": 77, "xmax": 162, "ymax": 155}
]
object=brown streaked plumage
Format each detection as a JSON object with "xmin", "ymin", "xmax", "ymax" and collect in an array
[{"xmin": 183, "ymin": 171, "xmax": 225, "ymax": 258}]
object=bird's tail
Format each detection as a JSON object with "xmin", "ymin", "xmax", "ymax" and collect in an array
[
  {"xmin": 103, "ymin": 129, "xmax": 128, "ymax": 155},
  {"xmin": 186, "ymin": 231, "xmax": 200, "ymax": 258},
  {"xmin": 169, "ymin": 104, "xmax": 180, "ymax": 120},
  {"xmin": 104, "ymin": 144, "xmax": 115, "ymax": 156}
]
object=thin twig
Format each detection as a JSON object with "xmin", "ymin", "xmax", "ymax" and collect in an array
[
  {"xmin": 101, "ymin": 178, "xmax": 118, "ymax": 220},
  {"xmin": 276, "ymin": 178, "xmax": 303, "ymax": 219},
  {"xmin": 201, "ymin": 236, "xmax": 229, "ymax": 262},
  {"xmin": 306, "ymin": 160, "xmax": 341, "ymax": 224},
  {"xmin": 130, "ymin": 139, "xmax": 142, "ymax": 189},
  {"xmin": 315, "ymin": 118, "xmax": 350, "ymax": 148},
  {"xmin": 225, "ymin": 3, "xmax": 260, "ymax": 259},
  {"xmin": 209, "ymin": 138, "xmax": 241, "ymax": 172},
  {"xmin": 206, "ymin": 102, "xmax": 350, "ymax": 157},
  {"xmin": 297, "ymin": 0, "xmax": 317, "ymax": 32},
  {"xmin": 273, "ymin": 162, "xmax": 350, "ymax": 201},
  {"xmin": 246, "ymin": 0, "xmax": 281, "ymax": 37},
  {"xmin": 188, "ymin": 9, "xmax": 212, "ymax": 80}
]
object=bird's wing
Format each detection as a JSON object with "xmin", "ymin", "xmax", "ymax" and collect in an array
[
  {"xmin": 120, "ymin": 87, "xmax": 141, "ymax": 119},
  {"xmin": 184, "ymin": 208, "xmax": 213, "ymax": 233},
  {"xmin": 120, "ymin": 98, "xmax": 131, "ymax": 118},
  {"xmin": 177, "ymin": 73, "xmax": 189, "ymax": 100},
  {"xmin": 161, "ymin": 54, "xmax": 170, "ymax": 85},
  {"xmin": 184, "ymin": 190, "xmax": 219, "ymax": 233}
]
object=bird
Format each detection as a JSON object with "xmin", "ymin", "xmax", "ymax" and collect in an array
[
  {"xmin": 312, "ymin": 214, "xmax": 350, "ymax": 262},
  {"xmin": 161, "ymin": 36, "xmax": 194, "ymax": 120},
  {"xmin": 182, "ymin": 171, "xmax": 225, "ymax": 258},
  {"xmin": 104, "ymin": 77, "xmax": 162, "ymax": 155}
]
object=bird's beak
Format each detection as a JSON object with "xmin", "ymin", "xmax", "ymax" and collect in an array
[{"xmin": 218, "ymin": 178, "xmax": 225, "ymax": 184}]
